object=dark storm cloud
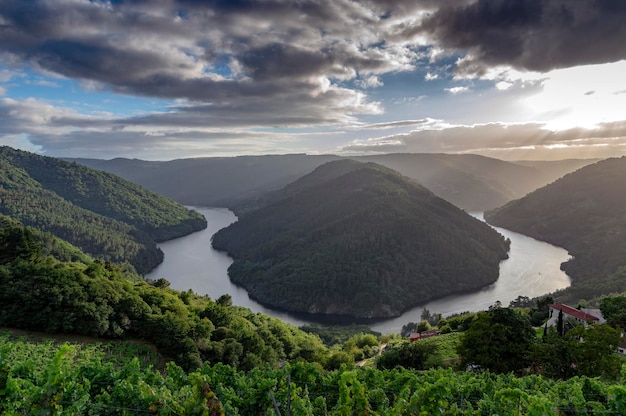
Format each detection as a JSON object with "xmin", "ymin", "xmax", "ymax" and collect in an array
[
  {"xmin": 0, "ymin": 0, "xmax": 409, "ymax": 125},
  {"xmin": 417, "ymin": 0, "xmax": 626, "ymax": 75}
]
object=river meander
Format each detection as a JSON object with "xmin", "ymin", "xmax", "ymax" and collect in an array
[{"xmin": 146, "ymin": 207, "xmax": 571, "ymax": 334}]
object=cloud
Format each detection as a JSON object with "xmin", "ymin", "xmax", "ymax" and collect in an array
[
  {"xmin": 0, "ymin": 96, "xmax": 362, "ymax": 158},
  {"xmin": 354, "ymin": 119, "xmax": 433, "ymax": 130},
  {"xmin": 2, "ymin": 1, "xmax": 626, "ymax": 160},
  {"xmin": 445, "ymin": 86, "xmax": 470, "ymax": 95},
  {"xmin": 416, "ymin": 0, "xmax": 626, "ymax": 76},
  {"xmin": 355, "ymin": 75, "xmax": 383, "ymax": 89},
  {"xmin": 338, "ymin": 121, "xmax": 626, "ymax": 160},
  {"xmin": 0, "ymin": 0, "xmax": 430, "ymax": 134}
]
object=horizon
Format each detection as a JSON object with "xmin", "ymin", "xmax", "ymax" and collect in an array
[{"xmin": 2, "ymin": 1, "xmax": 626, "ymax": 161}]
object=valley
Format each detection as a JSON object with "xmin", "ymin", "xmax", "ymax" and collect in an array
[{"xmin": 146, "ymin": 207, "xmax": 572, "ymax": 333}]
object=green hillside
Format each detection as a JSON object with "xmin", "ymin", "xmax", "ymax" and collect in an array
[
  {"xmin": 0, "ymin": 214, "xmax": 325, "ymax": 371},
  {"xmin": 0, "ymin": 146, "xmax": 206, "ymax": 274},
  {"xmin": 212, "ymin": 160, "xmax": 510, "ymax": 318},
  {"xmin": 485, "ymin": 157, "xmax": 626, "ymax": 299}
]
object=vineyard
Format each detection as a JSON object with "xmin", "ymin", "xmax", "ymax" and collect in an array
[{"xmin": 2, "ymin": 332, "xmax": 626, "ymax": 415}]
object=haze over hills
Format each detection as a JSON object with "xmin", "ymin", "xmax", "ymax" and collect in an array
[
  {"xmin": 212, "ymin": 159, "xmax": 510, "ymax": 318},
  {"xmin": 69, "ymin": 154, "xmax": 342, "ymax": 208},
  {"xmin": 0, "ymin": 146, "xmax": 207, "ymax": 274},
  {"xmin": 358, "ymin": 154, "xmax": 555, "ymax": 212},
  {"xmin": 485, "ymin": 157, "xmax": 626, "ymax": 301},
  {"xmin": 68, "ymin": 153, "xmax": 595, "ymax": 212},
  {"xmin": 512, "ymin": 159, "xmax": 601, "ymax": 184}
]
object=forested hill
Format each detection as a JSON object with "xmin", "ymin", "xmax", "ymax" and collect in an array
[
  {"xmin": 0, "ymin": 146, "xmax": 206, "ymax": 274},
  {"xmin": 485, "ymin": 157, "xmax": 626, "ymax": 291},
  {"xmin": 68, "ymin": 153, "xmax": 591, "ymax": 212},
  {"xmin": 212, "ymin": 160, "xmax": 510, "ymax": 318},
  {"xmin": 0, "ymin": 214, "xmax": 326, "ymax": 371}
]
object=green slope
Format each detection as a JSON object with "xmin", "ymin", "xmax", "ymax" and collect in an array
[
  {"xmin": 485, "ymin": 157, "xmax": 626, "ymax": 295},
  {"xmin": 0, "ymin": 215, "xmax": 326, "ymax": 371},
  {"xmin": 0, "ymin": 146, "xmax": 206, "ymax": 273},
  {"xmin": 212, "ymin": 160, "xmax": 510, "ymax": 318}
]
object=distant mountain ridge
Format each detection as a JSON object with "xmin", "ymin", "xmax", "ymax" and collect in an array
[
  {"xmin": 485, "ymin": 157, "xmax": 626, "ymax": 296},
  {"xmin": 68, "ymin": 153, "xmax": 595, "ymax": 212},
  {"xmin": 212, "ymin": 159, "xmax": 510, "ymax": 318},
  {"xmin": 0, "ymin": 146, "xmax": 206, "ymax": 274}
]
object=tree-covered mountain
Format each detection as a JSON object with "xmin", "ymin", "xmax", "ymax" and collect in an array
[
  {"xmin": 69, "ymin": 153, "xmax": 591, "ymax": 212},
  {"xmin": 0, "ymin": 146, "xmax": 206, "ymax": 274},
  {"xmin": 485, "ymin": 157, "xmax": 626, "ymax": 298},
  {"xmin": 212, "ymin": 160, "xmax": 510, "ymax": 318}
]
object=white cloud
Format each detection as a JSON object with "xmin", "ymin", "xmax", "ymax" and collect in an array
[
  {"xmin": 445, "ymin": 86, "xmax": 470, "ymax": 94},
  {"xmin": 337, "ymin": 121, "xmax": 626, "ymax": 161},
  {"xmin": 495, "ymin": 81, "xmax": 513, "ymax": 91},
  {"xmin": 355, "ymin": 75, "xmax": 383, "ymax": 89}
]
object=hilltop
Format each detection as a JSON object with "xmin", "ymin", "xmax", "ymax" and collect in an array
[
  {"xmin": 68, "ymin": 153, "xmax": 594, "ymax": 212},
  {"xmin": 212, "ymin": 160, "xmax": 510, "ymax": 318},
  {"xmin": 0, "ymin": 146, "xmax": 206, "ymax": 274}
]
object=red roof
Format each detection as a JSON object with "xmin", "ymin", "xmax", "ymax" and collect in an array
[{"xmin": 549, "ymin": 304, "xmax": 600, "ymax": 322}]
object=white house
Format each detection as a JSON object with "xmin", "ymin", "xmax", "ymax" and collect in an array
[{"xmin": 546, "ymin": 304, "xmax": 603, "ymax": 328}]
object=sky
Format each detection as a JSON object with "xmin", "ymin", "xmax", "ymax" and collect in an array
[{"xmin": 1, "ymin": 0, "xmax": 626, "ymax": 161}]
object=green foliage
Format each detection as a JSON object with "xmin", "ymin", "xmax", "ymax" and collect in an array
[
  {"xmin": 0, "ymin": 146, "xmax": 206, "ymax": 274},
  {"xmin": 417, "ymin": 320, "xmax": 432, "ymax": 333},
  {"xmin": 458, "ymin": 307, "xmax": 536, "ymax": 374},
  {"xmin": 600, "ymin": 295, "xmax": 626, "ymax": 329},
  {"xmin": 0, "ymin": 219, "xmax": 326, "ymax": 371},
  {"xmin": 377, "ymin": 340, "xmax": 438, "ymax": 371},
  {"xmin": 444, "ymin": 311, "xmax": 479, "ymax": 332},
  {"xmin": 300, "ymin": 324, "xmax": 380, "ymax": 347},
  {"xmin": 4, "ymin": 335, "xmax": 626, "ymax": 415},
  {"xmin": 213, "ymin": 160, "xmax": 510, "ymax": 318}
]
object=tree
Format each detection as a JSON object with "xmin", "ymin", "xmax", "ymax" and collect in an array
[
  {"xmin": 458, "ymin": 307, "xmax": 536, "ymax": 374},
  {"xmin": 533, "ymin": 328, "xmax": 577, "ymax": 380},
  {"xmin": 509, "ymin": 295, "xmax": 532, "ymax": 308},
  {"xmin": 567, "ymin": 324, "xmax": 622, "ymax": 380},
  {"xmin": 536, "ymin": 296, "xmax": 554, "ymax": 312},
  {"xmin": 416, "ymin": 320, "xmax": 431, "ymax": 333},
  {"xmin": 556, "ymin": 308, "xmax": 564, "ymax": 337},
  {"xmin": 600, "ymin": 295, "xmax": 626, "ymax": 329}
]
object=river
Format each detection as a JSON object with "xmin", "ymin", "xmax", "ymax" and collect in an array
[{"xmin": 146, "ymin": 207, "xmax": 571, "ymax": 334}]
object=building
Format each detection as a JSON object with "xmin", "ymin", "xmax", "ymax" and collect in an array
[
  {"xmin": 546, "ymin": 304, "xmax": 603, "ymax": 328},
  {"xmin": 408, "ymin": 330, "xmax": 440, "ymax": 342}
]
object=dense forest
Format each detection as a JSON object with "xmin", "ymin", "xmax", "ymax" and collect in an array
[
  {"xmin": 0, "ymin": 214, "xmax": 327, "ymax": 371},
  {"xmin": 212, "ymin": 160, "xmax": 510, "ymax": 318},
  {"xmin": 70, "ymin": 153, "xmax": 593, "ymax": 212},
  {"xmin": 485, "ymin": 157, "xmax": 626, "ymax": 302},
  {"xmin": 0, "ymin": 146, "xmax": 206, "ymax": 274}
]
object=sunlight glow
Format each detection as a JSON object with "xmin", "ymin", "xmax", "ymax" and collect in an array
[{"xmin": 523, "ymin": 60, "xmax": 626, "ymax": 130}]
